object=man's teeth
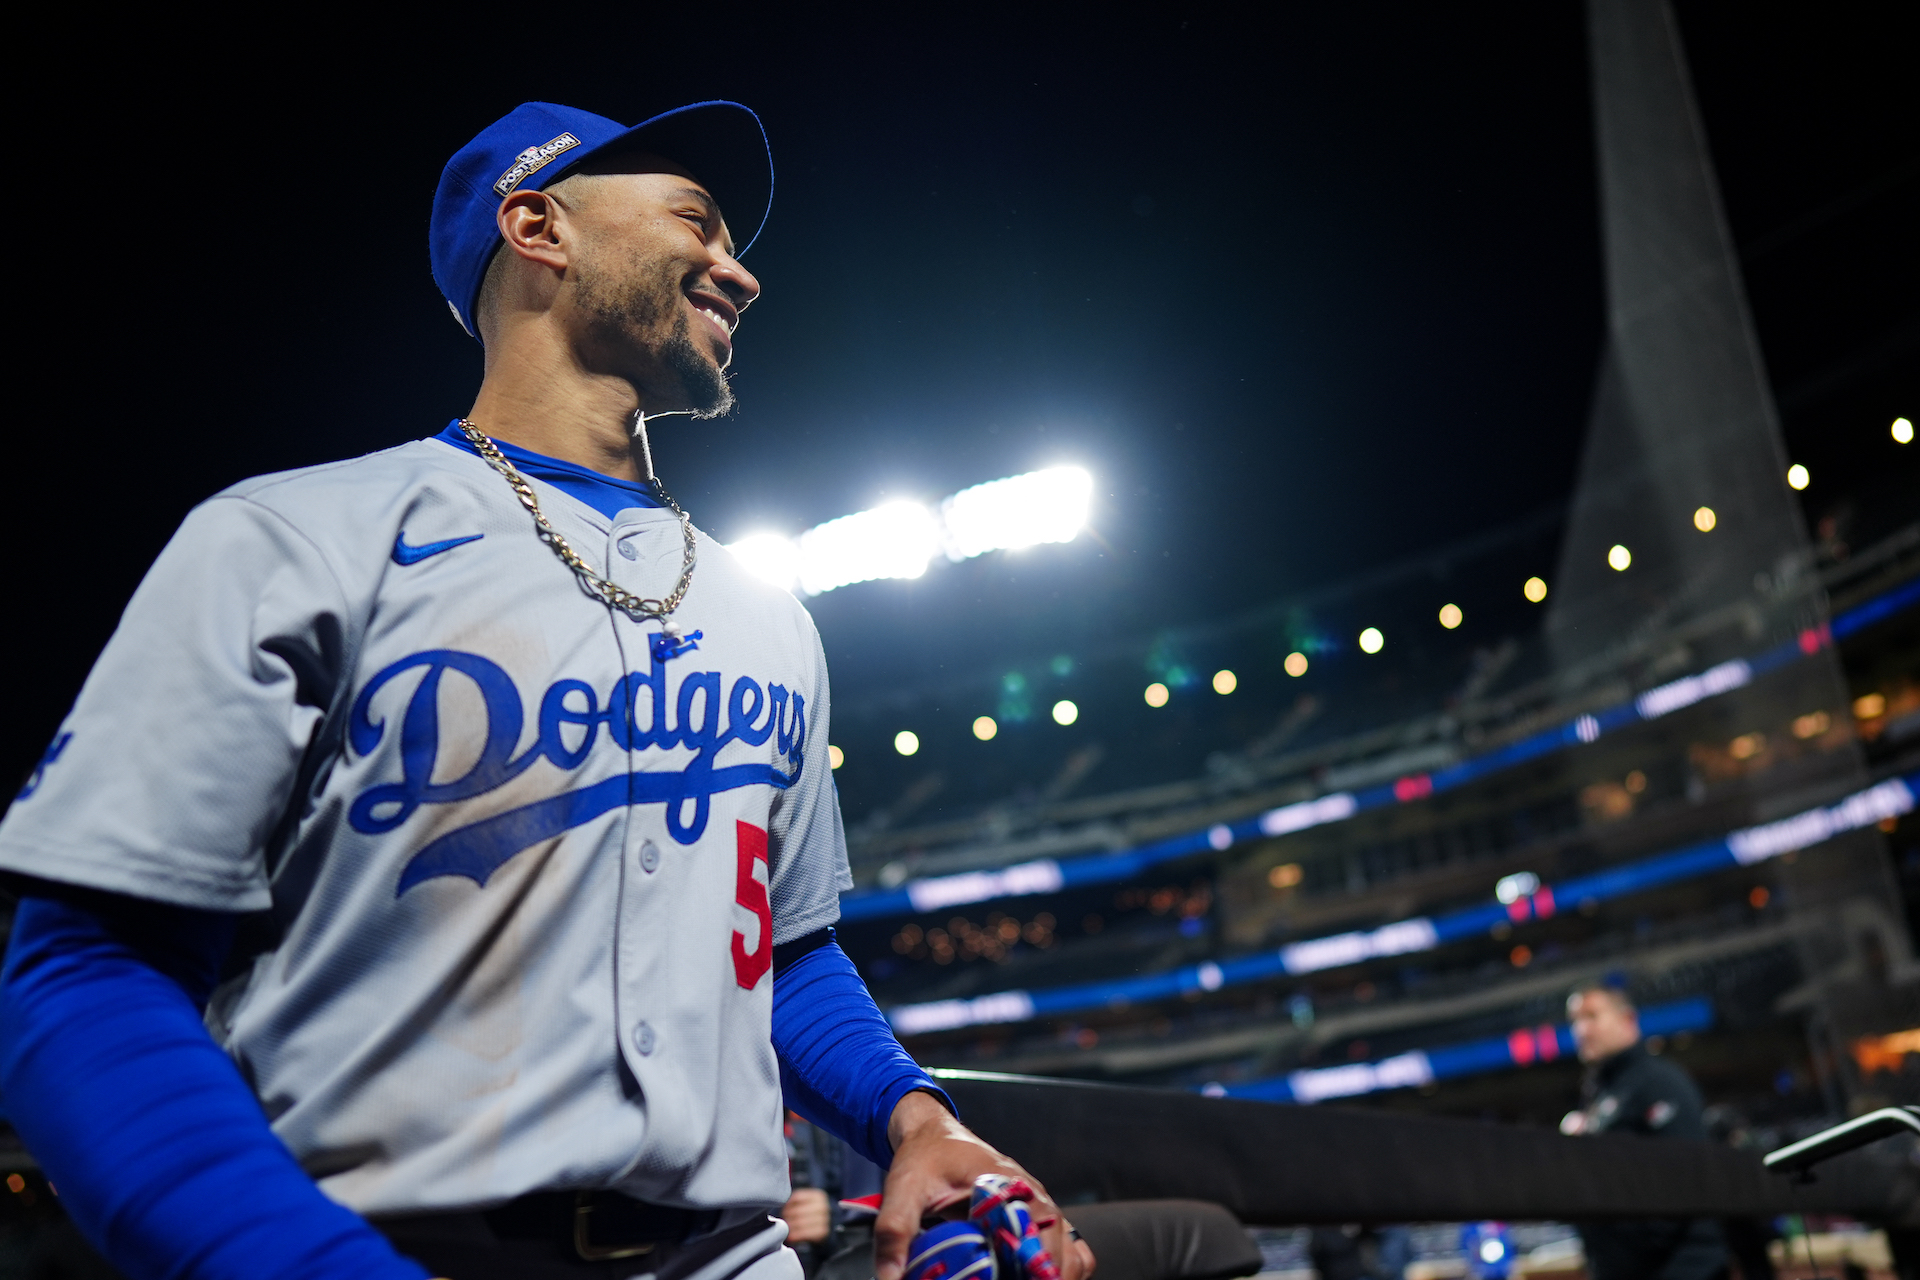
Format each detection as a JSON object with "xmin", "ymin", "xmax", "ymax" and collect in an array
[{"xmin": 699, "ymin": 307, "xmax": 731, "ymax": 335}]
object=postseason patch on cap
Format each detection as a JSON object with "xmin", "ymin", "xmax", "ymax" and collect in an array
[{"xmin": 493, "ymin": 133, "xmax": 582, "ymax": 198}]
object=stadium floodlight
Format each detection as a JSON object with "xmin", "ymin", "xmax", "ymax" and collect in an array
[
  {"xmin": 1358, "ymin": 627, "xmax": 1384, "ymax": 654},
  {"xmin": 728, "ymin": 533, "xmax": 802, "ymax": 591},
  {"xmin": 940, "ymin": 466, "xmax": 1093, "ymax": 561},
  {"xmin": 726, "ymin": 465, "xmax": 1094, "ymax": 597},
  {"xmin": 797, "ymin": 501, "xmax": 940, "ymax": 595},
  {"xmin": 1786, "ymin": 463, "xmax": 1810, "ymax": 490},
  {"xmin": 1895, "ymin": 417, "xmax": 1914, "ymax": 444}
]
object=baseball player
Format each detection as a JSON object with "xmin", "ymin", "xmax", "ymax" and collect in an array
[{"xmin": 0, "ymin": 101, "xmax": 1095, "ymax": 1280}]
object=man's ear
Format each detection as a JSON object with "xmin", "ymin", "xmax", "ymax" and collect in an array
[{"xmin": 496, "ymin": 189, "xmax": 571, "ymax": 271}]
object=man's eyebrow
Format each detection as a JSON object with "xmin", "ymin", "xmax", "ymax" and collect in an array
[{"xmin": 669, "ymin": 185, "xmax": 734, "ymax": 255}]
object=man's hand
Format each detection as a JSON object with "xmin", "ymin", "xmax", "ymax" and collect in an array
[
  {"xmin": 876, "ymin": 1091, "xmax": 1095, "ymax": 1280},
  {"xmin": 779, "ymin": 1187, "xmax": 832, "ymax": 1245}
]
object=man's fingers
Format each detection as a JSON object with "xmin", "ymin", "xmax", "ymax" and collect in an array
[
  {"xmin": 1045, "ymin": 1219, "xmax": 1094, "ymax": 1280},
  {"xmin": 1028, "ymin": 1188, "xmax": 1076, "ymax": 1275},
  {"xmin": 1026, "ymin": 1185, "xmax": 1092, "ymax": 1280},
  {"xmin": 872, "ymin": 1221, "xmax": 909, "ymax": 1280},
  {"xmin": 873, "ymin": 1177, "xmax": 920, "ymax": 1280},
  {"xmin": 1037, "ymin": 1214, "xmax": 1070, "ymax": 1280}
]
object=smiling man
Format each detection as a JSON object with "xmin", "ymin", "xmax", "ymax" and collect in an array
[{"xmin": 0, "ymin": 101, "xmax": 1091, "ymax": 1280}]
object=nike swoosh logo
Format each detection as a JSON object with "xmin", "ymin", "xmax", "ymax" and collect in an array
[{"xmin": 392, "ymin": 531, "xmax": 484, "ymax": 565}]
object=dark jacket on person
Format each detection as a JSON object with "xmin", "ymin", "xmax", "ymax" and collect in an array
[{"xmin": 1574, "ymin": 1041, "xmax": 1729, "ymax": 1280}]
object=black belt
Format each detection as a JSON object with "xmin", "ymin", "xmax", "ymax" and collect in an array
[{"xmin": 484, "ymin": 1190, "xmax": 724, "ymax": 1262}]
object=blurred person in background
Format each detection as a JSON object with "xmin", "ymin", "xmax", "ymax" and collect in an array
[
  {"xmin": 781, "ymin": 1114, "xmax": 886, "ymax": 1280},
  {"xmin": 1561, "ymin": 985, "xmax": 1729, "ymax": 1280},
  {"xmin": 780, "ymin": 1187, "xmax": 834, "ymax": 1271}
]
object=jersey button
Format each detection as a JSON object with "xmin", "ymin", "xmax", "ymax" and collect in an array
[
  {"xmin": 633, "ymin": 1021, "xmax": 657, "ymax": 1055},
  {"xmin": 640, "ymin": 840, "xmax": 661, "ymax": 873},
  {"xmin": 618, "ymin": 538, "xmax": 640, "ymax": 561}
]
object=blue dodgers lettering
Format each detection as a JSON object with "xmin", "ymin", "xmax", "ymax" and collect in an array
[{"xmin": 344, "ymin": 648, "xmax": 806, "ymax": 894}]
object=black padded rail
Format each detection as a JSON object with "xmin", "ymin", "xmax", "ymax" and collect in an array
[{"xmin": 932, "ymin": 1070, "xmax": 1917, "ymax": 1226}]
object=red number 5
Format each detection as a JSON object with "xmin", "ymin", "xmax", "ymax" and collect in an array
[{"xmin": 732, "ymin": 821, "xmax": 772, "ymax": 989}]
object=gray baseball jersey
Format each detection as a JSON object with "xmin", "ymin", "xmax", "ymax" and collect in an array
[{"xmin": 0, "ymin": 435, "xmax": 852, "ymax": 1216}]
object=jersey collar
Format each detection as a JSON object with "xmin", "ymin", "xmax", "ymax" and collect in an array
[{"xmin": 433, "ymin": 421, "xmax": 664, "ymax": 521}]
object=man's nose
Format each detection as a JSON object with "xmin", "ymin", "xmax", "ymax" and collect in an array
[{"xmin": 711, "ymin": 251, "xmax": 761, "ymax": 313}]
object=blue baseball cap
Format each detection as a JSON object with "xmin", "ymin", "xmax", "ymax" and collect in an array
[{"xmin": 431, "ymin": 100, "xmax": 772, "ymax": 340}]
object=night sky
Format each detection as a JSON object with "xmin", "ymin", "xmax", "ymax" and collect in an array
[{"xmin": 9, "ymin": 4, "xmax": 1915, "ymax": 809}]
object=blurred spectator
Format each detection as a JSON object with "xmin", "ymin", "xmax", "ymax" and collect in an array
[
  {"xmin": 1561, "ymin": 985, "xmax": 1728, "ymax": 1280},
  {"xmin": 781, "ymin": 1187, "xmax": 834, "ymax": 1249},
  {"xmin": 784, "ymin": 1114, "xmax": 880, "ymax": 1277}
]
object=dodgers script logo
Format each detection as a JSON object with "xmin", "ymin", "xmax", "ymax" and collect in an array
[{"xmin": 347, "ymin": 647, "xmax": 805, "ymax": 895}]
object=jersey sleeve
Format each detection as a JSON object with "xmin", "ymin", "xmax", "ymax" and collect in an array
[
  {"xmin": 0, "ymin": 495, "xmax": 352, "ymax": 911},
  {"xmin": 766, "ymin": 614, "xmax": 855, "ymax": 946}
]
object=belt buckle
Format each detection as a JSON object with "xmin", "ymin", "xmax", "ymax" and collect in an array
[{"xmin": 573, "ymin": 1191, "xmax": 660, "ymax": 1262}]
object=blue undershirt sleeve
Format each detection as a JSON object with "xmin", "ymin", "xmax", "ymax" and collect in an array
[
  {"xmin": 0, "ymin": 889, "xmax": 428, "ymax": 1280},
  {"xmin": 769, "ymin": 932, "xmax": 954, "ymax": 1169}
]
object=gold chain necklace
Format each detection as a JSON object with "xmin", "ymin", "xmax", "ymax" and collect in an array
[{"xmin": 457, "ymin": 419, "xmax": 699, "ymax": 648}]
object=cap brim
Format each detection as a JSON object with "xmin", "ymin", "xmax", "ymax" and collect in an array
[{"xmin": 566, "ymin": 101, "xmax": 773, "ymax": 256}]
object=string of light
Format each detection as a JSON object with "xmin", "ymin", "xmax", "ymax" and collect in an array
[{"xmin": 841, "ymin": 575, "xmax": 1920, "ymax": 925}]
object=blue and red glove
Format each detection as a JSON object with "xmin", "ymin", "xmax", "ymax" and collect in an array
[{"xmin": 902, "ymin": 1175, "xmax": 1060, "ymax": 1280}]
